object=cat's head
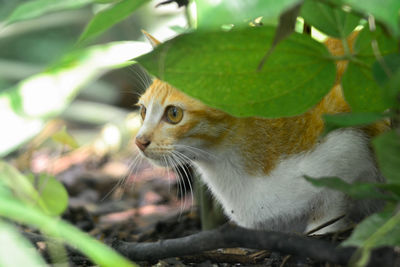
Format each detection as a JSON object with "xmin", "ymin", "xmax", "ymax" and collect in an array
[{"xmin": 135, "ymin": 79, "xmax": 234, "ymax": 167}]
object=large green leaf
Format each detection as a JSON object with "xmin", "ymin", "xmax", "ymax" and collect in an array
[
  {"xmin": 194, "ymin": 0, "xmax": 301, "ymax": 29},
  {"xmin": 373, "ymin": 130, "xmax": 400, "ymax": 184},
  {"xmin": 342, "ymin": 207, "xmax": 400, "ymax": 266},
  {"xmin": 342, "ymin": 0, "xmax": 400, "ymax": 37},
  {"xmin": 304, "ymin": 176, "xmax": 398, "ymax": 201},
  {"xmin": 342, "ymin": 27, "xmax": 398, "ymax": 112},
  {"xmin": 5, "ymin": 0, "xmax": 94, "ymax": 25},
  {"xmin": 138, "ymin": 26, "xmax": 336, "ymax": 118},
  {"xmin": 78, "ymin": 0, "xmax": 149, "ymax": 43},
  {"xmin": 257, "ymin": 2, "xmax": 302, "ymax": 70},
  {"xmin": 301, "ymin": 0, "xmax": 360, "ymax": 38}
]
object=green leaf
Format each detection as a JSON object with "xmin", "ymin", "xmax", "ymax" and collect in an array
[
  {"xmin": 0, "ymin": 161, "xmax": 68, "ymax": 215},
  {"xmin": 138, "ymin": 26, "xmax": 336, "ymax": 118},
  {"xmin": 342, "ymin": 27, "xmax": 398, "ymax": 112},
  {"xmin": 372, "ymin": 54, "xmax": 400, "ymax": 87},
  {"xmin": 301, "ymin": 0, "xmax": 360, "ymax": 38},
  {"xmin": 304, "ymin": 176, "xmax": 398, "ymax": 201},
  {"xmin": 342, "ymin": 207, "xmax": 400, "ymax": 266},
  {"xmin": 373, "ymin": 130, "xmax": 400, "ymax": 184},
  {"xmin": 194, "ymin": 0, "xmax": 301, "ymax": 29},
  {"xmin": 0, "ymin": 221, "xmax": 47, "ymax": 267},
  {"xmin": 27, "ymin": 174, "xmax": 69, "ymax": 216},
  {"xmin": 0, "ymin": 198, "xmax": 135, "ymax": 267},
  {"xmin": 322, "ymin": 112, "xmax": 387, "ymax": 134},
  {"xmin": 376, "ymin": 183, "xmax": 400, "ymax": 197},
  {"xmin": 6, "ymin": 0, "xmax": 94, "ymax": 25},
  {"xmin": 93, "ymin": 0, "xmax": 121, "ymax": 3},
  {"xmin": 78, "ymin": 0, "xmax": 149, "ymax": 43},
  {"xmin": 0, "ymin": 161, "xmax": 48, "ymax": 212},
  {"xmin": 52, "ymin": 126, "xmax": 79, "ymax": 149},
  {"xmin": 372, "ymin": 57, "xmax": 400, "ymax": 109},
  {"xmin": 258, "ymin": 2, "xmax": 302, "ymax": 70},
  {"xmin": 342, "ymin": 0, "xmax": 400, "ymax": 37}
]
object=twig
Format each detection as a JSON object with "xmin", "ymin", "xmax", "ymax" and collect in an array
[
  {"xmin": 112, "ymin": 224, "xmax": 400, "ymax": 266},
  {"xmin": 279, "ymin": 255, "xmax": 292, "ymax": 267},
  {"xmin": 113, "ymin": 224, "xmax": 353, "ymax": 263},
  {"xmin": 22, "ymin": 226, "xmax": 399, "ymax": 265}
]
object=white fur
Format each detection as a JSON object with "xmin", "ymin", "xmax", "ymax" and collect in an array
[
  {"xmin": 193, "ymin": 129, "xmax": 380, "ymax": 233},
  {"xmin": 137, "ymin": 95, "xmax": 381, "ymax": 233}
]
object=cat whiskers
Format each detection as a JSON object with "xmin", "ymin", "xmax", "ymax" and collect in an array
[
  {"xmin": 101, "ymin": 153, "xmax": 143, "ymax": 201},
  {"xmin": 126, "ymin": 65, "xmax": 152, "ymax": 94},
  {"xmin": 164, "ymin": 154, "xmax": 187, "ymax": 216},
  {"xmin": 174, "ymin": 144, "xmax": 217, "ymax": 160},
  {"xmin": 162, "ymin": 155, "xmax": 176, "ymax": 199},
  {"xmin": 171, "ymin": 150, "xmax": 195, "ymax": 215}
]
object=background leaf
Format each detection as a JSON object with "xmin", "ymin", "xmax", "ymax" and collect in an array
[
  {"xmin": 5, "ymin": 0, "xmax": 94, "ymax": 25},
  {"xmin": 138, "ymin": 26, "xmax": 336, "ymax": 118},
  {"xmin": 194, "ymin": 0, "xmax": 301, "ymax": 29},
  {"xmin": 301, "ymin": 0, "xmax": 360, "ymax": 38},
  {"xmin": 52, "ymin": 126, "xmax": 79, "ymax": 149},
  {"xmin": 372, "ymin": 54, "xmax": 400, "ymax": 87},
  {"xmin": 373, "ymin": 130, "xmax": 400, "ymax": 184},
  {"xmin": 342, "ymin": 0, "xmax": 400, "ymax": 37},
  {"xmin": 0, "ymin": 161, "xmax": 47, "ymax": 211},
  {"xmin": 376, "ymin": 183, "xmax": 400, "ymax": 197},
  {"xmin": 342, "ymin": 207, "xmax": 400, "ymax": 266},
  {"xmin": 304, "ymin": 176, "xmax": 398, "ymax": 201},
  {"xmin": 342, "ymin": 27, "xmax": 398, "ymax": 112},
  {"xmin": 322, "ymin": 112, "xmax": 387, "ymax": 134},
  {"xmin": 78, "ymin": 0, "xmax": 149, "ymax": 43},
  {"xmin": 27, "ymin": 174, "xmax": 69, "ymax": 216}
]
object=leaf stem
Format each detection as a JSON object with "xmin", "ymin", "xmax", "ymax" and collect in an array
[{"xmin": 327, "ymin": 54, "xmax": 369, "ymax": 68}]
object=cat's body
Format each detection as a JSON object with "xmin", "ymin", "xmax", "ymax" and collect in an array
[{"xmin": 135, "ymin": 36, "xmax": 387, "ymax": 233}]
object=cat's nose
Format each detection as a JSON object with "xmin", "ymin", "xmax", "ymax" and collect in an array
[{"xmin": 135, "ymin": 136, "xmax": 151, "ymax": 151}]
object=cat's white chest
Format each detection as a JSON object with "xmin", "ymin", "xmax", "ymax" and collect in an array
[{"xmin": 194, "ymin": 129, "xmax": 379, "ymax": 233}]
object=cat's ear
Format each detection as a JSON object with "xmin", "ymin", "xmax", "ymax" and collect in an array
[{"xmin": 141, "ymin": 30, "xmax": 161, "ymax": 48}]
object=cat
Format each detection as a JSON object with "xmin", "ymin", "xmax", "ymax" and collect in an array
[{"xmin": 134, "ymin": 32, "xmax": 387, "ymax": 234}]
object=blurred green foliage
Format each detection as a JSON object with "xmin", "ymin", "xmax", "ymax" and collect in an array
[{"xmin": 0, "ymin": 0, "xmax": 399, "ymax": 266}]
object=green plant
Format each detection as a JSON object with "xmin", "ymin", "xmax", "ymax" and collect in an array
[{"xmin": 0, "ymin": 0, "xmax": 399, "ymax": 266}]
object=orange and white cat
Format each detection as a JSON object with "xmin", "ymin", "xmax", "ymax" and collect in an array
[{"xmin": 135, "ymin": 33, "xmax": 386, "ymax": 233}]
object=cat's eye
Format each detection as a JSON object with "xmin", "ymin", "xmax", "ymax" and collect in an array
[
  {"xmin": 165, "ymin": 105, "xmax": 183, "ymax": 124},
  {"xmin": 139, "ymin": 105, "xmax": 146, "ymax": 120}
]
